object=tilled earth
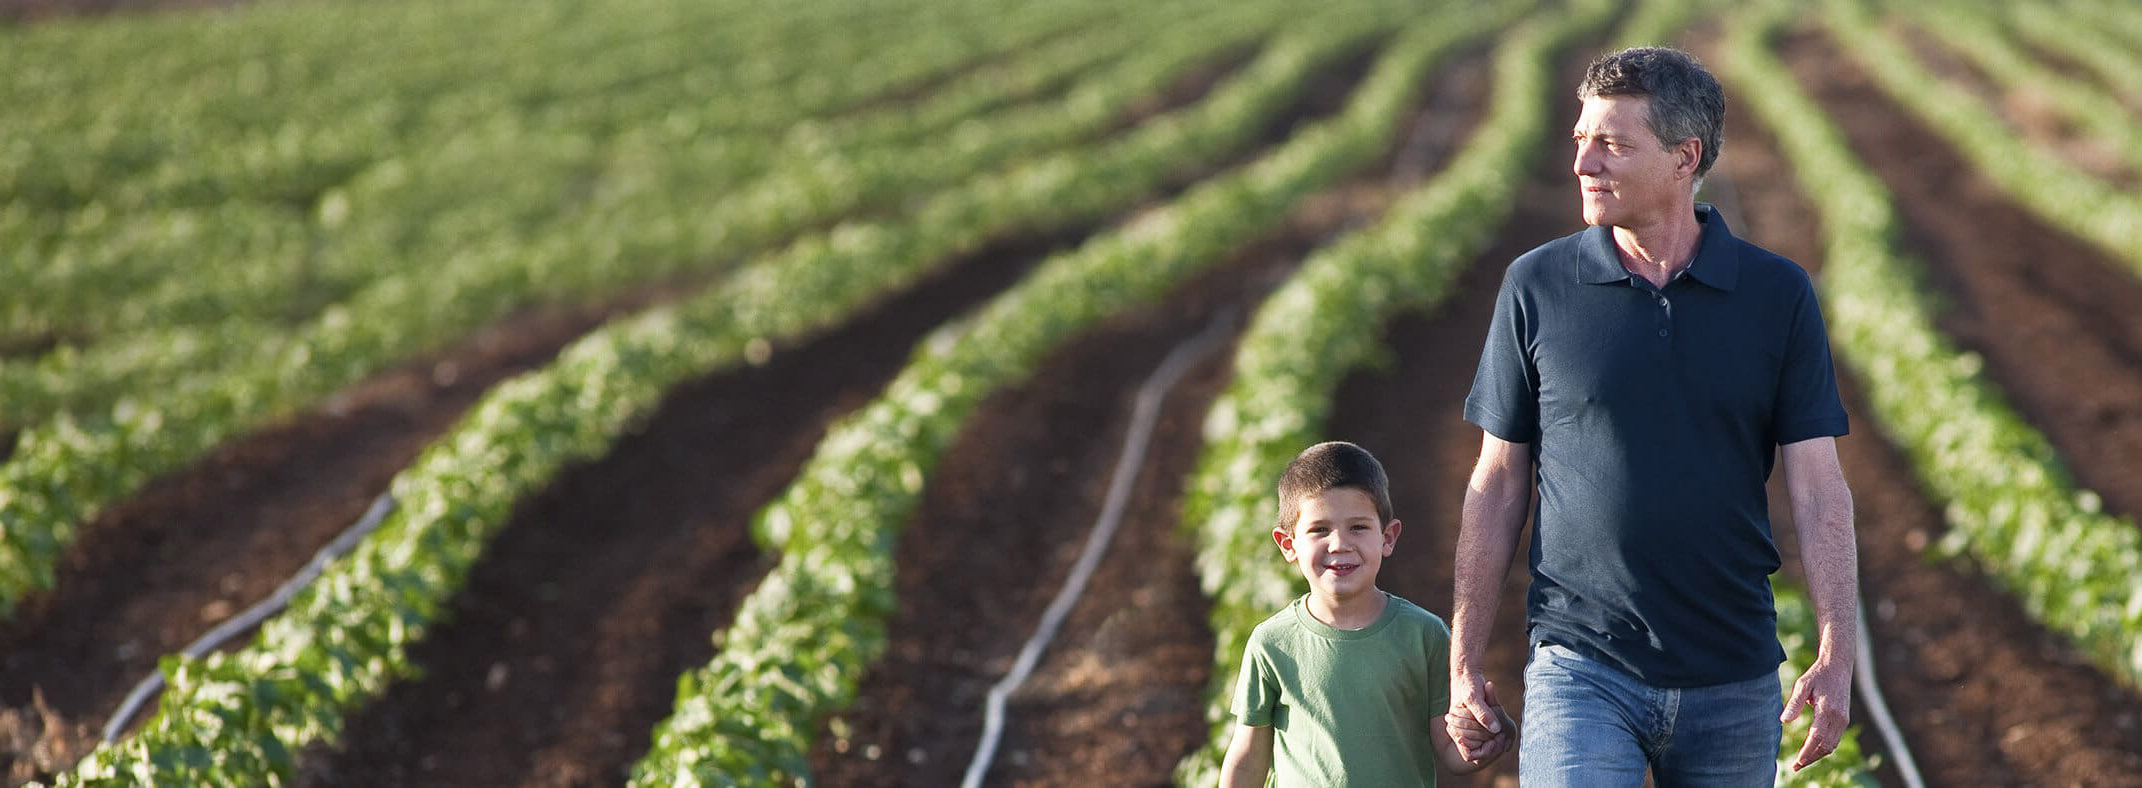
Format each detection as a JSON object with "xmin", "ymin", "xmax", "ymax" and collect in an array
[{"xmin": 9, "ymin": 7, "xmax": 2142, "ymax": 788}]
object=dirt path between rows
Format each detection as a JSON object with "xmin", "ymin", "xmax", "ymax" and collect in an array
[
  {"xmin": 297, "ymin": 39, "xmax": 1354, "ymax": 787},
  {"xmin": 293, "ymin": 225, "xmax": 1088, "ymax": 787},
  {"xmin": 0, "ymin": 28, "xmax": 1270, "ymax": 786},
  {"xmin": 1782, "ymin": 28, "xmax": 2142, "ymax": 526},
  {"xmin": 1885, "ymin": 21, "xmax": 2140, "ymax": 190},
  {"xmin": 806, "ymin": 43, "xmax": 1490, "ymax": 788},
  {"xmin": 0, "ymin": 287, "xmax": 669, "ymax": 786},
  {"xmin": 1690, "ymin": 26, "xmax": 2142, "ymax": 787}
]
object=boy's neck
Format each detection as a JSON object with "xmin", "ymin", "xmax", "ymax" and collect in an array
[{"xmin": 1306, "ymin": 587, "xmax": 1389, "ymax": 630}]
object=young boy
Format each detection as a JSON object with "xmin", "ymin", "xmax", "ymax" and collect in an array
[{"xmin": 1219, "ymin": 441, "xmax": 1515, "ymax": 786}]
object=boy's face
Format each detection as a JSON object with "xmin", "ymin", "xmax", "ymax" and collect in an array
[{"xmin": 1273, "ymin": 487, "xmax": 1399, "ymax": 602}]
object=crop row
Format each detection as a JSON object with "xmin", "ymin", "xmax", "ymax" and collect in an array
[
  {"xmin": 2006, "ymin": 2, "xmax": 2142, "ymax": 109},
  {"xmin": 0, "ymin": 0, "xmax": 1068, "ymax": 222},
  {"xmin": 1720, "ymin": 0, "xmax": 2142, "ymax": 691},
  {"xmin": 54, "ymin": 7, "xmax": 1393, "ymax": 782},
  {"xmin": 1892, "ymin": 2, "xmax": 2142, "ymax": 177},
  {"xmin": 626, "ymin": 3, "xmax": 1494, "ymax": 780},
  {"xmin": 0, "ymin": 0, "xmax": 1127, "ymax": 346},
  {"xmin": 1813, "ymin": 0, "xmax": 2142, "ymax": 281},
  {"xmin": 1172, "ymin": 9, "xmax": 1576, "ymax": 780},
  {"xmin": 0, "ymin": 0, "xmax": 1287, "ymax": 618},
  {"xmin": 0, "ymin": 0, "xmax": 1033, "ymax": 331},
  {"xmin": 2067, "ymin": 0, "xmax": 2142, "ymax": 52},
  {"xmin": 1173, "ymin": 0, "xmax": 1881, "ymax": 783},
  {"xmin": 0, "ymin": 0, "xmax": 1252, "ymax": 435}
]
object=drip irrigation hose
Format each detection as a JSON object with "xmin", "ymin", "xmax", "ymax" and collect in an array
[
  {"xmin": 1855, "ymin": 599, "xmax": 1925, "ymax": 788},
  {"xmin": 960, "ymin": 312, "xmax": 1235, "ymax": 788},
  {"xmin": 102, "ymin": 492, "xmax": 399, "ymax": 743}
]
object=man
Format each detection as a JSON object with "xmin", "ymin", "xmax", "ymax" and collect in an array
[{"xmin": 1447, "ymin": 47, "xmax": 1858, "ymax": 785}]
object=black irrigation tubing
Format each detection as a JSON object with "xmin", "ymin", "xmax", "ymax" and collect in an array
[{"xmin": 101, "ymin": 492, "xmax": 400, "ymax": 743}]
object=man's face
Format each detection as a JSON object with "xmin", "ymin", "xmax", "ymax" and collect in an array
[
  {"xmin": 1572, "ymin": 95, "xmax": 1690, "ymax": 229},
  {"xmin": 1273, "ymin": 488, "xmax": 1398, "ymax": 604}
]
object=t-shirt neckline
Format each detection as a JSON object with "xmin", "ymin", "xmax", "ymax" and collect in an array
[{"xmin": 1292, "ymin": 591, "xmax": 1398, "ymax": 640}]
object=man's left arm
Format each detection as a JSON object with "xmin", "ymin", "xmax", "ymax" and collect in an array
[{"xmin": 1779, "ymin": 435, "xmax": 1857, "ymax": 771}]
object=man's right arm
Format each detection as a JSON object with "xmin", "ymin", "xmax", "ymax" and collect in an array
[{"xmin": 1448, "ymin": 430, "xmax": 1531, "ymax": 757}]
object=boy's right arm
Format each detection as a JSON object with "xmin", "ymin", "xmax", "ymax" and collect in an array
[{"xmin": 1218, "ymin": 723, "xmax": 1273, "ymax": 787}]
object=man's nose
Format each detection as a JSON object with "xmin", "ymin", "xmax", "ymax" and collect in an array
[{"xmin": 1573, "ymin": 141, "xmax": 1602, "ymax": 177}]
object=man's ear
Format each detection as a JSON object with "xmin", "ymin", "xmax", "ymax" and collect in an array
[
  {"xmin": 1676, "ymin": 137, "xmax": 1702, "ymax": 180},
  {"xmin": 1382, "ymin": 519, "xmax": 1403, "ymax": 556},
  {"xmin": 1272, "ymin": 526, "xmax": 1297, "ymax": 561}
]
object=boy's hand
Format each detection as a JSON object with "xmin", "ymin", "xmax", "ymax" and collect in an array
[{"xmin": 1444, "ymin": 680, "xmax": 1515, "ymax": 763}]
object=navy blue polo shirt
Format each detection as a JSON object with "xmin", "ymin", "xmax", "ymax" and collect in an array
[{"xmin": 1464, "ymin": 203, "xmax": 1848, "ymax": 688}]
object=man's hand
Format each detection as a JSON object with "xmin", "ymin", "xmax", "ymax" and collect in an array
[
  {"xmin": 1446, "ymin": 678, "xmax": 1514, "ymax": 766},
  {"xmin": 1447, "ymin": 674, "xmax": 1507, "ymax": 761},
  {"xmin": 1781, "ymin": 657, "xmax": 1852, "ymax": 770}
]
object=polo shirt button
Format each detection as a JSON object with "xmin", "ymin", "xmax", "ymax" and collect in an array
[{"xmin": 1658, "ymin": 328, "xmax": 1669, "ymax": 337}]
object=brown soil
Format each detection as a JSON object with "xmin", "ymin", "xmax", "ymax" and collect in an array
[
  {"xmin": 18, "ymin": 9, "xmax": 2142, "ymax": 788},
  {"xmin": 0, "ymin": 286, "xmax": 672, "ymax": 786},
  {"xmin": 1322, "ymin": 42, "xmax": 1606, "ymax": 787},
  {"xmin": 806, "ymin": 44, "xmax": 1491, "ymax": 788},
  {"xmin": 1785, "ymin": 27, "xmax": 2142, "ymax": 528},
  {"xmin": 2009, "ymin": 34, "xmax": 2142, "ymax": 116},
  {"xmin": 294, "ymin": 225, "xmax": 1090, "ymax": 787},
  {"xmin": 1890, "ymin": 20, "xmax": 2140, "ymax": 190},
  {"xmin": 0, "ymin": 28, "xmax": 1269, "ymax": 785},
  {"xmin": 1690, "ymin": 25, "xmax": 2142, "ymax": 788},
  {"xmin": 300, "ymin": 40, "xmax": 1294, "ymax": 787}
]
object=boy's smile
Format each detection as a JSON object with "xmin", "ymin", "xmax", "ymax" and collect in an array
[{"xmin": 1274, "ymin": 487, "xmax": 1400, "ymax": 628}]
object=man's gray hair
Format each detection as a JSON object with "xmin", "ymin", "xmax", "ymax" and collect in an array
[{"xmin": 1578, "ymin": 47, "xmax": 1725, "ymax": 181}]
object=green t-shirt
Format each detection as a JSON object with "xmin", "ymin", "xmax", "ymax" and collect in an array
[{"xmin": 1231, "ymin": 592, "xmax": 1452, "ymax": 787}]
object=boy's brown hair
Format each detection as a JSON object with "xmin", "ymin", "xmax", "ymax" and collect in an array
[{"xmin": 1275, "ymin": 441, "xmax": 1395, "ymax": 531}]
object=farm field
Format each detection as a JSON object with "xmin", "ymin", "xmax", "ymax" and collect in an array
[{"xmin": 3, "ymin": 0, "xmax": 2142, "ymax": 785}]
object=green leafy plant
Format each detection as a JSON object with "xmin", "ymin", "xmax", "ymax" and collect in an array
[
  {"xmin": 630, "ymin": 6, "xmax": 1493, "ymax": 783},
  {"xmin": 56, "ymin": 6, "xmax": 1405, "ymax": 783},
  {"xmin": 1720, "ymin": 0, "xmax": 2142, "ymax": 697}
]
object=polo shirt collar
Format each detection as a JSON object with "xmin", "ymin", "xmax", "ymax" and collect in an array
[{"xmin": 1577, "ymin": 202, "xmax": 1741, "ymax": 291}]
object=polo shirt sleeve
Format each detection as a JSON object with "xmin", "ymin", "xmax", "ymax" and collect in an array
[
  {"xmin": 1231, "ymin": 634, "xmax": 1280, "ymax": 727},
  {"xmin": 1773, "ymin": 280, "xmax": 1850, "ymax": 444},
  {"xmin": 1465, "ymin": 262, "xmax": 1541, "ymax": 443}
]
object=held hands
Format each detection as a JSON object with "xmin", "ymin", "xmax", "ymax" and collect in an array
[
  {"xmin": 1445, "ymin": 678, "xmax": 1516, "ymax": 768},
  {"xmin": 1781, "ymin": 656, "xmax": 1853, "ymax": 771}
]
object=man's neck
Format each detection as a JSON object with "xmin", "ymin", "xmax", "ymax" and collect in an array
[
  {"xmin": 1611, "ymin": 201, "xmax": 1701, "ymax": 289},
  {"xmin": 1307, "ymin": 587, "xmax": 1388, "ymax": 631}
]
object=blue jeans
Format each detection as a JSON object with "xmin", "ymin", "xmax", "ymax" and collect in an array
[{"xmin": 1519, "ymin": 642, "xmax": 1783, "ymax": 787}]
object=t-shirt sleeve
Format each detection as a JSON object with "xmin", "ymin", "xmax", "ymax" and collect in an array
[
  {"xmin": 1465, "ymin": 262, "xmax": 1540, "ymax": 443},
  {"xmin": 1424, "ymin": 617, "xmax": 1452, "ymax": 723},
  {"xmin": 1772, "ymin": 279, "xmax": 1850, "ymax": 444},
  {"xmin": 1231, "ymin": 636, "xmax": 1280, "ymax": 727}
]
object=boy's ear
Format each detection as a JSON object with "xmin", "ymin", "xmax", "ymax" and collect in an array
[
  {"xmin": 1272, "ymin": 526, "xmax": 1297, "ymax": 561},
  {"xmin": 1381, "ymin": 519, "xmax": 1402, "ymax": 556}
]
